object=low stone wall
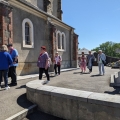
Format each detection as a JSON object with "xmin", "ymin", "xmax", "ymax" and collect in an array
[
  {"xmin": 26, "ymin": 80, "xmax": 120, "ymax": 120},
  {"xmin": 110, "ymin": 71, "xmax": 120, "ymax": 87}
]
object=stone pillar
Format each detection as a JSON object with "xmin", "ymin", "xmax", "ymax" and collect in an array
[
  {"xmin": 73, "ymin": 33, "xmax": 79, "ymax": 68},
  {"xmin": 0, "ymin": 2, "xmax": 13, "ymax": 48},
  {"xmin": 48, "ymin": 23, "xmax": 56, "ymax": 72},
  {"xmin": 70, "ymin": 29, "xmax": 74, "ymax": 67}
]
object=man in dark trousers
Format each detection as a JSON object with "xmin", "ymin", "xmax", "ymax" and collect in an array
[
  {"xmin": 7, "ymin": 44, "xmax": 18, "ymax": 86},
  {"xmin": 86, "ymin": 51, "xmax": 95, "ymax": 73}
]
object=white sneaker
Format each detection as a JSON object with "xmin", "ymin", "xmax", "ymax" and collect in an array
[
  {"xmin": 0, "ymin": 87, "xmax": 2, "ymax": 90},
  {"xmin": 5, "ymin": 86, "xmax": 10, "ymax": 90},
  {"xmin": 43, "ymin": 80, "xmax": 49, "ymax": 85}
]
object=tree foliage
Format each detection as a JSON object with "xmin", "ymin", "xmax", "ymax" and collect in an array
[{"xmin": 91, "ymin": 41, "xmax": 120, "ymax": 57}]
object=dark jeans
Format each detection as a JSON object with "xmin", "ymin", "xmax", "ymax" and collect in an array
[
  {"xmin": 0, "ymin": 69, "xmax": 9, "ymax": 87},
  {"xmin": 39, "ymin": 68, "xmax": 50, "ymax": 81},
  {"xmin": 54, "ymin": 64, "xmax": 61, "ymax": 74},
  {"xmin": 9, "ymin": 66, "xmax": 17, "ymax": 84},
  {"xmin": 89, "ymin": 67, "xmax": 92, "ymax": 72}
]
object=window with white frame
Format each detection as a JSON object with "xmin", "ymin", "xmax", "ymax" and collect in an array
[
  {"xmin": 25, "ymin": 23, "xmax": 30, "ymax": 45},
  {"xmin": 61, "ymin": 32, "xmax": 66, "ymax": 50},
  {"xmin": 56, "ymin": 31, "xmax": 66, "ymax": 51},
  {"xmin": 58, "ymin": 33, "xmax": 61, "ymax": 49},
  {"xmin": 22, "ymin": 18, "xmax": 34, "ymax": 48},
  {"xmin": 62, "ymin": 34, "xmax": 64, "ymax": 49}
]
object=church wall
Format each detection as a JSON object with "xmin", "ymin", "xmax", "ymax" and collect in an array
[
  {"xmin": 26, "ymin": 0, "xmax": 44, "ymax": 10},
  {"xmin": 52, "ymin": 0, "xmax": 58, "ymax": 18},
  {"xmin": 12, "ymin": 6, "xmax": 48, "ymax": 75},
  {"xmin": 54, "ymin": 25, "xmax": 72, "ymax": 68},
  {"xmin": 6, "ymin": 0, "xmax": 78, "ymax": 75},
  {"xmin": 37, "ymin": 0, "xmax": 44, "ymax": 10}
]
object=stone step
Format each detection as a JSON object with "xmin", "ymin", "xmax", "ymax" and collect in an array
[
  {"xmin": 5, "ymin": 104, "xmax": 37, "ymax": 120},
  {"xmin": 22, "ymin": 110, "xmax": 64, "ymax": 120}
]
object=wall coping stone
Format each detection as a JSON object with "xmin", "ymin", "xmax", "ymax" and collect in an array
[
  {"xmin": 110, "ymin": 71, "xmax": 120, "ymax": 87},
  {"xmin": 26, "ymin": 80, "xmax": 120, "ymax": 108}
]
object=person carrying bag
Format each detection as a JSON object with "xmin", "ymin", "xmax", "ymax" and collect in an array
[{"xmin": 54, "ymin": 52, "xmax": 62, "ymax": 76}]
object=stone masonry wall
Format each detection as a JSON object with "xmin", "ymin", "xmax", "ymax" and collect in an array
[{"xmin": 0, "ymin": 3, "xmax": 13, "ymax": 47}]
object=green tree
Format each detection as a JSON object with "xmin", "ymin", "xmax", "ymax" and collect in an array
[{"xmin": 91, "ymin": 41, "xmax": 120, "ymax": 57}]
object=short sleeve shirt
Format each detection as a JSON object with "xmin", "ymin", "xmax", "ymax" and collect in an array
[
  {"xmin": 9, "ymin": 49, "xmax": 19, "ymax": 67},
  {"xmin": 38, "ymin": 52, "xmax": 49, "ymax": 68}
]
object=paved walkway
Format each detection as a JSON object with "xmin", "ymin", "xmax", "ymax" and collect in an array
[
  {"xmin": 48, "ymin": 67, "xmax": 120, "ymax": 94},
  {"xmin": 0, "ymin": 68, "xmax": 77, "ymax": 120},
  {"xmin": 0, "ymin": 67, "xmax": 119, "ymax": 120}
]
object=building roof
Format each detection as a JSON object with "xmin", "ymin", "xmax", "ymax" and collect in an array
[{"xmin": 78, "ymin": 48, "xmax": 96, "ymax": 55}]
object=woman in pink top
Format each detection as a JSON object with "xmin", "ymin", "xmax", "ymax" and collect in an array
[
  {"xmin": 80, "ymin": 54, "xmax": 86, "ymax": 73},
  {"xmin": 37, "ymin": 46, "xmax": 50, "ymax": 84},
  {"xmin": 54, "ymin": 52, "xmax": 62, "ymax": 76}
]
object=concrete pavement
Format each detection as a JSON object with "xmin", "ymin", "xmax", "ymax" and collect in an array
[
  {"xmin": 48, "ymin": 66, "xmax": 120, "ymax": 94},
  {"xmin": 0, "ymin": 67, "xmax": 119, "ymax": 120},
  {"xmin": 0, "ymin": 68, "xmax": 77, "ymax": 120}
]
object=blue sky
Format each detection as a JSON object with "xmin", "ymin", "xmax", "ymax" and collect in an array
[{"xmin": 62, "ymin": 0, "xmax": 120, "ymax": 50}]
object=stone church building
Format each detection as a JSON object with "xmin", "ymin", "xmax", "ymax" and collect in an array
[{"xmin": 0, "ymin": 0, "xmax": 78, "ymax": 75}]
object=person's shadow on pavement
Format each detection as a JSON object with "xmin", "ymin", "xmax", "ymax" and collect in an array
[
  {"xmin": 104, "ymin": 87, "xmax": 120, "ymax": 95},
  {"xmin": 16, "ymin": 85, "xmax": 26, "ymax": 89},
  {"xmin": 73, "ymin": 72, "xmax": 81, "ymax": 74},
  {"xmin": 90, "ymin": 74, "xmax": 102, "ymax": 77}
]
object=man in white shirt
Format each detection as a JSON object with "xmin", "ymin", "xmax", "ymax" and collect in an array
[
  {"xmin": 54, "ymin": 52, "xmax": 62, "ymax": 76},
  {"xmin": 97, "ymin": 50, "xmax": 106, "ymax": 75}
]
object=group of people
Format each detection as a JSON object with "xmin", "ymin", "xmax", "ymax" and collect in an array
[
  {"xmin": 37, "ymin": 46, "xmax": 62, "ymax": 84},
  {"xmin": 0, "ymin": 44, "xmax": 61, "ymax": 90},
  {"xmin": 0, "ymin": 44, "xmax": 106, "ymax": 89},
  {"xmin": 78, "ymin": 50, "xmax": 106, "ymax": 75},
  {"xmin": 0, "ymin": 44, "xmax": 18, "ymax": 90}
]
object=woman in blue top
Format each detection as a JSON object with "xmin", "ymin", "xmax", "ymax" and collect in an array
[{"xmin": 0, "ymin": 45, "xmax": 13, "ymax": 90}]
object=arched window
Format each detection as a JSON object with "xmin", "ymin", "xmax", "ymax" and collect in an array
[
  {"xmin": 61, "ymin": 32, "xmax": 66, "ymax": 51},
  {"xmin": 58, "ymin": 33, "xmax": 61, "ymax": 49},
  {"xmin": 62, "ymin": 34, "xmax": 64, "ymax": 49},
  {"xmin": 56, "ymin": 31, "xmax": 66, "ymax": 51},
  {"xmin": 22, "ymin": 18, "xmax": 34, "ymax": 48},
  {"xmin": 56, "ymin": 30, "xmax": 61, "ymax": 50},
  {"xmin": 25, "ymin": 23, "xmax": 30, "ymax": 45}
]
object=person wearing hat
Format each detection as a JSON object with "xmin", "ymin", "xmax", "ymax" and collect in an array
[
  {"xmin": 7, "ymin": 44, "xmax": 18, "ymax": 86},
  {"xmin": 0, "ymin": 45, "xmax": 13, "ymax": 90},
  {"xmin": 54, "ymin": 52, "xmax": 62, "ymax": 76},
  {"xmin": 37, "ymin": 46, "xmax": 50, "ymax": 84},
  {"xmin": 97, "ymin": 50, "xmax": 106, "ymax": 75}
]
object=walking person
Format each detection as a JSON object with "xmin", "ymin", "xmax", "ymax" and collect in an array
[
  {"xmin": 97, "ymin": 50, "xmax": 106, "ymax": 75},
  {"xmin": 78, "ymin": 57, "xmax": 81, "ymax": 68},
  {"xmin": 54, "ymin": 52, "xmax": 62, "ymax": 76},
  {"xmin": 7, "ymin": 44, "xmax": 18, "ymax": 86},
  {"xmin": 87, "ymin": 51, "xmax": 95, "ymax": 73},
  {"xmin": 0, "ymin": 45, "xmax": 13, "ymax": 90},
  {"xmin": 37, "ymin": 46, "xmax": 50, "ymax": 84},
  {"xmin": 80, "ymin": 52, "xmax": 87, "ymax": 73}
]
